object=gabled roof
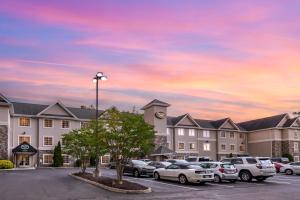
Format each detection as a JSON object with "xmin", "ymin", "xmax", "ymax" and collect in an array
[
  {"xmin": 283, "ymin": 117, "xmax": 299, "ymax": 128},
  {"xmin": 11, "ymin": 102, "xmax": 103, "ymax": 120},
  {"xmin": 211, "ymin": 118, "xmax": 229, "ymax": 129},
  {"xmin": 238, "ymin": 114, "xmax": 287, "ymax": 131},
  {"xmin": 141, "ymin": 99, "xmax": 170, "ymax": 110},
  {"xmin": 151, "ymin": 145, "xmax": 174, "ymax": 156},
  {"xmin": 0, "ymin": 93, "xmax": 11, "ymax": 106},
  {"xmin": 167, "ymin": 114, "xmax": 187, "ymax": 126},
  {"xmin": 174, "ymin": 113, "xmax": 200, "ymax": 127},
  {"xmin": 36, "ymin": 101, "xmax": 78, "ymax": 119},
  {"xmin": 194, "ymin": 119, "xmax": 216, "ymax": 129}
]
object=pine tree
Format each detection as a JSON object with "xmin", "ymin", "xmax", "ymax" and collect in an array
[{"xmin": 53, "ymin": 141, "xmax": 64, "ymax": 167}]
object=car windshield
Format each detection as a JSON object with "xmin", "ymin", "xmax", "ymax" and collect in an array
[
  {"xmin": 186, "ymin": 158, "xmax": 197, "ymax": 162},
  {"xmin": 161, "ymin": 162, "xmax": 171, "ymax": 167},
  {"xmin": 132, "ymin": 160, "xmax": 147, "ymax": 166},
  {"xmin": 176, "ymin": 160, "xmax": 188, "ymax": 164},
  {"xmin": 187, "ymin": 165, "xmax": 201, "ymax": 169}
]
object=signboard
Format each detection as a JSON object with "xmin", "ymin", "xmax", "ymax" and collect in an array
[{"xmin": 155, "ymin": 111, "xmax": 166, "ymax": 119}]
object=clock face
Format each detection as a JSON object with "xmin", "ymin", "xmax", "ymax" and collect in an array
[{"xmin": 155, "ymin": 111, "xmax": 166, "ymax": 119}]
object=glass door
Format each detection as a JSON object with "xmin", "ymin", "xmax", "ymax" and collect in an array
[{"xmin": 19, "ymin": 155, "xmax": 30, "ymax": 167}]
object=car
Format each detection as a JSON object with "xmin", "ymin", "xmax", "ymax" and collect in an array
[
  {"xmin": 139, "ymin": 159, "xmax": 152, "ymax": 164},
  {"xmin": 271, "ymin": 157, "xmax": 290, "ymax": 164},
  {"xmin": 153, "ymin": 163, "xmax": 214, "ymax": 184},
  {"xmin": 123, "ymin": 160, "xmax": 156, "ymax": 177},
  {"xmin": 148, "ymin": 161, "xmax": 172, "ymax": 169},
  {"xmin": 185, "ymin": 156, "xmax": 210, "ymax": 162},
  {"xmin": 221, "ymin": 157, "xmax": 276, "ymax": 182},
  {"xmin": 280, "ymin": 162, "xmax": 300, "ymax": 175},
  {"xmin": 199, "ymin": 162, "xmax": 238, "ymax": 183},
  {"xmin": 165, "ymin": 159, "xmax": 189, "ymax": 164}
]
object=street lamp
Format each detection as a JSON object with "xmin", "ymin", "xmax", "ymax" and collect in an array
[
  {"xmin": 93, "ymin": 71, "xmax": 107, "ymax": 177},
  {"xmin": 93, "ymin": 72, "xmax": 108, "ymax": 120}
]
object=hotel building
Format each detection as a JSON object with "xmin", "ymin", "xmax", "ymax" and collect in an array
[{"xmin": 0, "ymin": 93, "xmax": 299, "ymax": 168}]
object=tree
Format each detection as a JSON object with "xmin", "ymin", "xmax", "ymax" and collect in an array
[
  {"xmin": 101, "ymin": 107, "xmax": 155, "ymax": 184},
  {"xmin": 53, "ymin": 141, "xmax": 63, "ymax": 167}
]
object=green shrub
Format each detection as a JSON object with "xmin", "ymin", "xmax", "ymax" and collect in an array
[
  {"xmin": 53, "ymin": 141, "xmax": 64, "ymax": 167},
  {"xmin": 0, "ymin": 160, "xmax": 14, "ymax": 169},
  {"xmin": 282, "ymin": 153, "xmax": 293, "ymax": 162}
]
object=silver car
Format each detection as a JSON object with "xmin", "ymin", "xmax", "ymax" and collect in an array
[
  {"xmin": 280, "ymin": 162, "xmax": 300, "ymax": 175},
  {"xmin": 200, "ymin": 162, "xmax": 238, "ymax": 183}
]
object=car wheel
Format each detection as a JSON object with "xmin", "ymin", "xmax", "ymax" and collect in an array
[
  {"xmin": 214, "ymin": 175, "xmax": 222, "ymax": 183},
  {"xmin": 154, "ymin": 172, "xmax": 160, "ymax": 180},
  {"xmin": 178, "ymin": 174, "xmax": 188, "ymax": 184},
  {"xmin": 133, "ymin": 169, "xmax": 140, "ymax": 177},
  {"xmin": 240, "ymin": 171, "xmax": 252, "ymax": 182},
  {"xmin": 285, "ymin": 169, "xmax": 293, "ymax": 175}
]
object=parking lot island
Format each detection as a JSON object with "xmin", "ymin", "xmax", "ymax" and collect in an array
[{"xmin": 70, "ymin": 172, "xmax": 152, "ymax": 194}]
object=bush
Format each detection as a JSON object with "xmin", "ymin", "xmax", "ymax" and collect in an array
[
  {"xmin": 53, "ymin": 141, "xmax": 64, "ymax": 167},
  {"xmin": 0, "ymin": 160, "xmax": 14, "ymax": 169},
  {"xmin": 282, "ymin": 153, "xmax": 293, "ymax": 162}
]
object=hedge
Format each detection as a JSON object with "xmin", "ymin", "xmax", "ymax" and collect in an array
[{"xmin": 0, "ymin": 160, "xmax": 14, "ymax": 169}]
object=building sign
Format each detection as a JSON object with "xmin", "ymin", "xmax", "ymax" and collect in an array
[
  {"xmin": 155, "ymin": 111, "xmax": 166, "ymax": 119},
  {"xmin": 20, "ymin": 144, "xmax": 30, "ymax": 151},
  {"xmin": 12, "ymin": 142, "xmax": 37, "ymax": 154}
]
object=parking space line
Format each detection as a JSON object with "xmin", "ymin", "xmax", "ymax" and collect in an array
[{"xmin": 125, "ymin": 177, "xmax": 201, "ymax": 191}]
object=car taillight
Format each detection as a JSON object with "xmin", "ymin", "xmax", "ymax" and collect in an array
[
  {"xmin": 219, "ymin": 168, "xmax": 225, "ymax": 173},
  {"xmin": 256, "ymin": 164, "xmax": 262, "ymax": 169}
]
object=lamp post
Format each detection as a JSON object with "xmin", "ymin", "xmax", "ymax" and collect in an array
[{"xmin": 93, "ymin": 72, "xmax": 107, "ymax": 177}]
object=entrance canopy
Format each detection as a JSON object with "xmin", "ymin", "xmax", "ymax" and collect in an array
[{"xmin": 12, "ymin": 142, "xmax": 37, "ymax": 155}]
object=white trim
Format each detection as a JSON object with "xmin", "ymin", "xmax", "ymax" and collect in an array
[
  {"xmin": 275, "ymin": 114, "xmax": 288, "ymax": 127},
  {"xmin": 18, "ymin": 117, "xmax": 31, "ymax": 127},
  {"xmin": 43, "ymin": 119, "xmax": 54, "ymax": 128},
  {"xmin": 219, "ymin": 118, "xmax": 240, "ymax": 131},
  {"xmin": 36, "ymin": 101, "xmax": 78, "ymax": 119},
  {"xmin": 188, "ymin": 129, "xmax": 195, "ymax": 137},
  {"xmin": 198, "ymin": 138, "xmax": 216, "ymax": 141},
  {"xmin": 18, "ymin": 135, "xmax": 31, "ymax": 145},
  {"xmin": 203, "ymin": 142, "xmax": 211, "ymax": 151},
  {"xmin": 203, "ymin": 130, "xmax": 210, "ymax": 138},
  {"xmin": 43, "ymin": 136, "xmax": 54, "ymax": 147},
  {"xmin": 177, "ymin": 128, "xmax": 185, "ymax": 136},
  {"xmin": 290, "ymin": 118, "xmax": 300, "ymax": 127},
  {"xmin": 43, "ymin": 154, "xmax": 53, "ymax": 165},
  {"xmin": 174, "ymin": 114, "xmax": 200, "ymax": 128}
]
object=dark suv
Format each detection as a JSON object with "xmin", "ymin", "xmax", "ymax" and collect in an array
[{"xmin": 123, "ymin": 160, "xmax": 155, "ymax": 177}]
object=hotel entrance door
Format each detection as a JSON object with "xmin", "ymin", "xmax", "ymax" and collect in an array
[{"xmin": 19, "ymin": 155, "xmax": 30, "ymax": 167}]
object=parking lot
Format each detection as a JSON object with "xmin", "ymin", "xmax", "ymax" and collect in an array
[{"xmin": 1, "ymin": 168, "xmax": 300, "ymax": 200}]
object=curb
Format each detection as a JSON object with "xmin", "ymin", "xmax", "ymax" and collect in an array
[
  {"xmin": 69, "ymin": 173, "xmax": 152, "ymax": 194},
  {"xmin": 0, "ymin": 167, "xmax": 36, "ymax": 171}
]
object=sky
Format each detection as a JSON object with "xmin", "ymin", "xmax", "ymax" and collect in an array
[{"xmin": 1, "ymin": 0, "xmax": 300, "ymax": 122}]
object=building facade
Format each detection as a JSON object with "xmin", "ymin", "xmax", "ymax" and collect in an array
[
  {"xmin": 1, "ymin": 93, "xmax": 299, "ymax": 168},
  {"xmin": 143, "ymin": 99, "xmax": 300, "ymax": 162}
]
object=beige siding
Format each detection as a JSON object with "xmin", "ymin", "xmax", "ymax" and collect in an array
[{"xmin": 248, "ymin": 141, "xmax": 272, "ymax": 157}]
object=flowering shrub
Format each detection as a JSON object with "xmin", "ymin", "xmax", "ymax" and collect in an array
[{"xmin": 0, "ymin": 160, "xmax": 14, "ymax": 169}]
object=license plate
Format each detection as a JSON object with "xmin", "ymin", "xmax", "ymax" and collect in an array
[{"xmin": 203, "ymin": 175, "xmax": 211, "ymax": 178}]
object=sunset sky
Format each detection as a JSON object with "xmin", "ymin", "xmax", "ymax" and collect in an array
[{"xmin": 1, "ymin": 0, "xmax": 300, "ymax": 121}]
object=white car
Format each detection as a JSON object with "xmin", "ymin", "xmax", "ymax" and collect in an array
[
  {"xmin": 280, "ymin": 162, "xmax": 300, "ymax": 175},
  {"xmin": 221, "ymin": 157, "xmax": 276, "ymax": 182},
  {"xmin": 200, "ymin": 162, "xmax": 238, "ymax": 183},
  {"xmin": 153, "ymin": 163, "xmax": 214, "ymax": 184}
]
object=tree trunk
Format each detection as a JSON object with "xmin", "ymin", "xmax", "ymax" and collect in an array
[
  {"xmin": 116, "ymin": 161, "xmax": 123, "ymax": 184},
  {"xmin": 93, "ymin": 155, "xmax": 101, "ymax": 177}
]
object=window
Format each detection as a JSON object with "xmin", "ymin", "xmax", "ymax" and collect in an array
[
  {"xmin": 63, "ymin": 155, "xmax": 69, "ymax": 164},
  {"xmin": 294, "ymin": 142, "xmax": 299, "ymax": 153},
  {"xmin": 246, "ymin": 158, "xmax": 257, "ymax": 164},
  {"xmin": 178, "ymin": 129, "xmax": 184, "ymax": 136},
  {"xmin": 239, "ymin": 133, "xmax": 244, "ymax": 139},
  {"xmin": 61, "ymin": 137, "xmax": 66, "ymax": 146},
  {"xmin": 101, "ymin": 155, "xmax": 110, "ymax": 164},
  {"xmin": 294, "ymin": 156, "xmax": 300, "ymax": 162},
  {"xmin": 19, "ymin": 117, "xmax": 30, "ymax": 127},
  {"xmin": 230, "ymin": 145, "xmax": 235, "ymax": 151},
  {"xmin": 44, "ymin": 119, "xmax": 53, "ymax": 128},
  {"xmin": 220, "ymin": 131, "xmax": 226, "ymax": 138},
  {"xmin": 61, "ymin": 120, "xmax": 70, "ymax": 129},
  {"xmin": 230, "ymin": 132, "xmax": 235, "ymax": 139},
  {"xmin": 294, "ymin": 132, "xmax": 299, "ymax": 139},
  {"xmin": 203, "ymin": 130, "xmax": 210, "ymax": 138},
  {"xmin": 232, "ymin": 158, "xmax": 243, "ymax": 164},
  {"xmin": 221, "ymin": 144, "xmax": 226, "ymax": 151},
  {"xmin": 178, "ymin": 142, "xmax": 185, "ymax": 150},
  {"xmin": 189, "ymin": 143, "xmax": 195, "ymax": 150},
  {"xmin": 240, "ymin": 145, "xmax": 245, "ymax": 151},
  {"xmin": 43, "ymin": 154, "xmax": 53, "ymax": 165},
  {"xmin": 80, "ymin": 122, "xmax": 89, "ymax": 128},
  {"xmin": 43, "ymin": 136, "xmax": 53, "ymax": 146},
  {"xmin": 19, "ymin": 136, "xmax": 30, "ymax": 144},
  {"xmin": 203, "ymin": 143, "xmax": 211, "ymax": 151},
  {"xmin": 189, "ymin": 129, "xmax": 195, "ymax": 136}
]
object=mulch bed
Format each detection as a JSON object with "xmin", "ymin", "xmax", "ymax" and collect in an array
[{"xmin": 74, "ymin": 172, "xmax": 148, "ymax": 190}]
